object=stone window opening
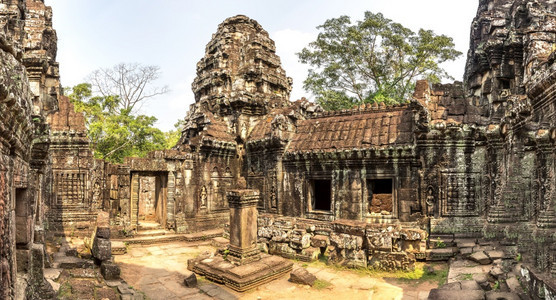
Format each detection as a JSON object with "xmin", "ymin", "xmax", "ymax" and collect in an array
[
  {"xmin": 367, "ymin": 179, "xmax": 393, "ymax": 214},
  {"xmin": 311, "ymin": 179, "xmax": 332, "ymax": 212},
  {"xmin": 499, "ymin": 78, "xmax": 511, "ymax": 90}
]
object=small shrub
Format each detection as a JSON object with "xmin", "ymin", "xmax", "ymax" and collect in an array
[
  {"xmin": 435, "ymin": 238, "xmax": 446, "ymax": 249},
  {"xmin": 313, "ymin": 279, "xmax": 331, "ymax": 290}
]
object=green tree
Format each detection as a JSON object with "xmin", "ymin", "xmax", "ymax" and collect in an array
[
  {"xmin": 164, "ymin": 119, "xmax": 184, "ymax": 149},
  {"xmin": 298, "ymin": 12, "xmax": 462, "ymax": 110},
  {"xmin": 67, "ymin": 83, "xmax": 169, "ymax": 163}
]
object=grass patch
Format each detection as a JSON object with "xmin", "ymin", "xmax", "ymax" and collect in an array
[
  {"xmin": 306, "ymin": 258, "xmax": 448, "ymax": 287},
  {"xmin": 459, "ymin": 273, "xmax": 473, "ymax": 281},
  {"xmin": 313, "ymin": 279, "xmax": 332, "ymax": 290},
  {"xmin": 57, "ymin": 281, "xmax": 72, "ymax": 299}
]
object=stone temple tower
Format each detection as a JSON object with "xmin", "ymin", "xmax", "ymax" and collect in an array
[{"xmin": 178, "ymin": 15, "xmax": 293, "ymax": 149}]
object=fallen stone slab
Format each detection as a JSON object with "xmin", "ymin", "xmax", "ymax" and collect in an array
[
  {"xmin": 428, "ymin": 289, "xmax": 484, "ymax": 300},
  {"xmin": 469, "ymin": 251, "xmax": 492, "ymax": 265},
  {"xmin": 289, "ymin": 267, "xmax": 317, "ymax": 286}
]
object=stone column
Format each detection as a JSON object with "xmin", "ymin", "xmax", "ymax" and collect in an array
[{"xmin": 227, "ymin": 189, "xmax": 260, "ymax": 265}]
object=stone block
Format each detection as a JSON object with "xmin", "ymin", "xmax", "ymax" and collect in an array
[
  {"xmin": 345, "ymin": 249, "xmax": 367, "ymax": 268},
  {"xmin": 289, "ymin": 231, "xmax": 311, "ymax": 250},
  {"xmin": 100, "ymin": 261, "xmax": 120, "ymax": 280},
  {"xmin": 289, "ymin": 268, "xmax": 317, "ymax": 286},
  {"xmin": 96, "ymin": 226, "xmax": 110, "ymax": 239},
  {"xmin": 16, "ymin": 249, "xmax": 31, "ymax": 273},
  {"xmin": 489, "ymin": 266, "xmax": 504, "ymax": 278},
  {"xmin": 258, "ymin": 242, "xmax": 269, "ymax": 254},
  {"xmin": 311, "ymin": 235, "xmax": 329, "ymax": 248},
  {"xmin": 469, "ymin": 251, "xmax": 491, "ymax": 265},
  {"xmin": 505, "ymin": 276, "xmax": 520, "ymax": 292},
  {"xmin": 330, "ymin": 233, "xmax": 363, "ymax": 250},
  {"xmin": 97, "ymin": 211, "xmax": 110, "ymax": 228},
  {"xmin": 269, "ymin": 241, "xmax": 296, "ymax": 259},
  {"xmin": 298, "ymin": 247, "xmax": 320, "ymax": 262},
  {"xmin": 485, "ymin": 250, "xmax": 504, "ymax": 260},
  {"xmin": 92, "ymin": 238, "xmax": 111, "ymax": 261},
  {"xmin": 426, "ymin": 248, "xmax": 456, "ymax": 261},
  {"xmin": 184, "ymin": 272, "xmax": 197, "ymax": 288},
  {"xmin": 30, "ymin": 244, "xmax": 45, "ymax": 281}
]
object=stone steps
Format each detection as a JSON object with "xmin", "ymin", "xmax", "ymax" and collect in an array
[
  {"xmin": 114, "ymin": 228, "xmax": 223, "ymax": 245},
  {"xmin": 135, "ymin": 229, "xmax": 168, "ymax": 237}
]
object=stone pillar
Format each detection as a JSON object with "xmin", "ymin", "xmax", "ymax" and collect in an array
[{"xmin": 227, "ymin": 189, "xmax": 260, "ymax": 265}]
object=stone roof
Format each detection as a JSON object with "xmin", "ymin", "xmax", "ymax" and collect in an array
[{"xmin": 287, "ymin": 104, "xmax": 414, "ymax": 152}]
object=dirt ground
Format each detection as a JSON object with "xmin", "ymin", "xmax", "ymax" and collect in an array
[{"xmin": 115, "ymin": 241, "xmax": 445, "ymax": 300}]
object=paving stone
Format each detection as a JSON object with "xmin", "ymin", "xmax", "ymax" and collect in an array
[
  {"xmin": 428, "ymin": 289, "xmax": 484, "ymax": 300},
  {"xmin": 199, "ymin": 283, "xmax": 238, "ymax": 300}
]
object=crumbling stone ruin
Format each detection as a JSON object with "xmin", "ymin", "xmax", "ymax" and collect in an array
[{"xmin": 0, "ymin": 0, "xmax": 556, "ymax": 299}]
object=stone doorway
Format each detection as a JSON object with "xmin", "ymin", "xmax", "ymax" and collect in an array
[{"xmin": 131, "ymin": 172, "xmax": 168, "ymax": 229}]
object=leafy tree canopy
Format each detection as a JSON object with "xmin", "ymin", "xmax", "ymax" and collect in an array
[
  {"xmin": 67, "ymin": 83, "xmax": 174, "ymax": 163},
  {"xmin": 298, "ymin": 12, "xmax": 462, "ymax": 111}
]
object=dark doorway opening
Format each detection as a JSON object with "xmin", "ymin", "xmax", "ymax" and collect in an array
[
  {"xmin": 15, "ymin": 188, "xmax": 30, "ymax": 248},
  {"xmin": 367, "ymin": 179, "xmax": 393, "ymax": 213},
  {"xmin": 312, "ymin": 180, "xmax": 331, "ymax": 211}
]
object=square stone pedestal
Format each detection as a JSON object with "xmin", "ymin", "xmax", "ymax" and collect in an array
[
  {"xmin": 189, "ymin": 253, "xmax": 293, "ymax": 292},
  {"xmin": 188, "ymin": 189, "xmax": 293, "ymax": 291}
]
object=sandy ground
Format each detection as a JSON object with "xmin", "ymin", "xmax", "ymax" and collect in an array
[{"xmin": 115, "ymin": 241, "xmax": 440, "ymax": 300}]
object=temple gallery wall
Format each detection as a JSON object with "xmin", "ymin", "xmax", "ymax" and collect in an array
[{"xmin": 0, "ymin": 0, "xmax": 555, "ymax": 299}]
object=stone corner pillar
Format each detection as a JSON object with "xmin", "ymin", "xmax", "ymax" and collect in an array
[{"xmin": 226, "ymin": 189, "xmax": 260, "ymax": 265}]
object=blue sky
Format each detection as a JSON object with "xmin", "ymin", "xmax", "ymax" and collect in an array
[{"xmin": 45, "ymin": 0, "xmax": 478, "ymax": 131}]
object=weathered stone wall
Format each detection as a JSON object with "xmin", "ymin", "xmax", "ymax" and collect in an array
[
  {"xmin": 46, "ymin": 95, "xmax": 100, "ymax": 232},
  {"xmin": 258, "ymin": 214, "xmax": 427, "ymax": 270},
  {"xmin": 0, "ymin": 0, "xmax": 59, "ymax": 298}
]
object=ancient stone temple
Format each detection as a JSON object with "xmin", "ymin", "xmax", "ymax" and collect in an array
[
  {"xmin": 0, "ymin": 0, "xmax": 61, "ymax": 298},
  {"xmin": 0, "ymin": 0, "xmax": 556, "ymax": 298}
]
